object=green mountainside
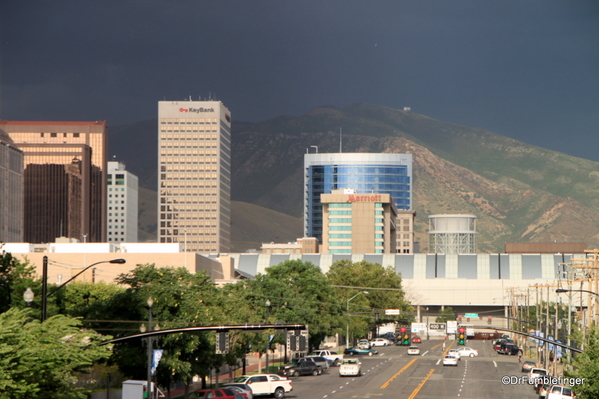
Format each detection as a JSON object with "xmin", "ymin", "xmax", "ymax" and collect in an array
[{"xmin": 110, "ymin": 103, "xmax": 599, "ymax": 253}]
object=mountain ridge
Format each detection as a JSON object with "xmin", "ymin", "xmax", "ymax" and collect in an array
[{"xmin": 109, "ymin": 103, "xmax": 599, "ymax": 252}]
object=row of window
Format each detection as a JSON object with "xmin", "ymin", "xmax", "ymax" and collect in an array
[
  {"xmin": 160, "ymin": 126, "xmax": 218, "ymax": 132},
  {"xmin": 108, "ymin": 187, "xmax": 126, "ymax": 191},
  {"xmin": 329, "ymin": 225, "xmax": 384, "ymax": 231},
  {"xmin": 40, "ymin": 132, "xmax": 81, "ymax": 138},
  {"xmin": 160, "ymin": 156, "xmax": 218, "ymax": 165},
  {"xmin": 160, "ymin": 118, "xmax": 218, "ymax": 124},
  {"xmin": 108, "ymin": 194, "xmax": 125, "ymax": 198}
]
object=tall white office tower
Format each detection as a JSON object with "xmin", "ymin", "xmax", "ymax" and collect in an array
[
  {"xmin": 107, "ymin": 161, "xmax": 138, "ymax": 243},
  {"xmin": 158, "ymin": 100, "xmax": 231, "ymax": 253}
]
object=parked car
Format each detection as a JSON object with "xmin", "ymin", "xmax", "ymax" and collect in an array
[
  {"xmin": 538, "ymin": 382, "xmax": 552, "ymax": 398},
  {"xmin": 232, "ymin": 374, "xmax": 292, "ymax": 398},
  {"xmin": 443, "ymin": 355, "xmax": 459, "ymax": 366},
  {"xmin": 546, "ymin": 385, "xmax": 576, "ymax": 398},
  {"xmin": 521, "ymin": 360, "xmax": 536, "ymax": 372},
  {"xmin": 370, "ymin": 338, "xmax": 391, "ymax": 347},
  {"xmin": 412, "ymin": 336, "xmax": 422, "ymax": 343},
  {"xmin": 191, "ymin": 388, "xmax": 244, "ymax": 399},
  {"xmin": 407, "ymin": 346, "xmax": 420, "ymax": 355},
  {"xmin": 527, "ymin": 368, "xmax": 548, "ymax": 384},
  {"xmin": 344, "ymin": 346, "xmax": 379, "ymax": 356},
  {"xmin": 339, "ymin": 359, "xmax": 362, "ymax": 377},
  {"xmin": 222, "ymin": 384, "xmax": 253, "ymax": 399},
  {"xmin": 457, "ymin": 347, "xmax": 478, "ymax": 357},
  {"xmin": 357, "ymin": 339, "xmax": 371, "ymax": 349}
]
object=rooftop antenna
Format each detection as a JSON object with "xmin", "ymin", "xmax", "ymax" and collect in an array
[{"xmin": 340, "ymin": 127, "xmax": 342, "ymax": 153}]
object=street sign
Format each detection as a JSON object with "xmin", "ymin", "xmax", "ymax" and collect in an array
[
  {"xmin": 429, "ymin": 323, "xmax": 446, "ymax": 330},
  {"xmin": 464, "ymin": 313, "xmax": 478, "ymax": 318},
  {"xmin": 385, "ymin": 309, "xmax": 400, "ymax": 315}
]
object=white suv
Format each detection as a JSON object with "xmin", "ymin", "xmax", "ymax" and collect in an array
[{"xmin": 546, "ymin": 385, "xmax": 575, "ymax": 398}]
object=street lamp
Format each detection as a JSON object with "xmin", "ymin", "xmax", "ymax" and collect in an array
[
  {"xmin": 346, "ymin": 291, "xmax": 368, "ymax": 348},
  {"xmin": 146, "ymin": 297, "xmax": 154, "ymax": 399},
  {"xmin": 41, "ymin": 256, "xmax": 126, "ymax": 321},
  {"xmin": 23, "ymin": 287, "xmax": 34, "ymax": 323}
]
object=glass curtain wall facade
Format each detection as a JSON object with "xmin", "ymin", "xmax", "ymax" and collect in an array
[
  {"xmin": 304, "ymin": 153, "xmax": 412, "ymax": 243},
  {"xmin": 158, "ymin": 101, "xmax": 231, "ymax": 253},
  {"xmin": 0, "ymin": 131, "xmax": 24, "ymax": 242},
  {"xmin": 1, "ymin": 121, "xmax": 107, "ymax": 243}
]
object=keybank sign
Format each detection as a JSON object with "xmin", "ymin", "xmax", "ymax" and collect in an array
[{"xmin": 179, "ymin": 107, "xmax": 215, "ymax": 113}]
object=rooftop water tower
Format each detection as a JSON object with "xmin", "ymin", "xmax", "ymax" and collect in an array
[{"xmin": 428, "ymin": 214, "xmax": 477, "ymax": 254}]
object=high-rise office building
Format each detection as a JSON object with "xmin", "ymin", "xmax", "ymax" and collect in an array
[
  {"xmin": 0, "ymin": 130, "xmax": 24, "ymax": 242},
  {"xmin": 158, "ymin": 101, "xmax": 231, "ymax": 253},
  {"xmin": 1, "ymin": 121, "xmax": 107, "ymax": 243},
  {"xmin": 107, "ymin": 161, "xmax": 138, "ymax": 243},
  {"xmin": 304, "ymin": 153, "xmax": 412, "ymax": 244}
]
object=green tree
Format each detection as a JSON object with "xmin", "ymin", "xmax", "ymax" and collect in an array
[
  {"xmin": 114, "ymin": 264, "xmax": 221, "ymax": 398},
  {"xmin": 0, "ymin": 250, "xmax": 37, "ymax": 314},
  {"xmin": 327, "ymin": 260, "xmax": 413, "ymax": 340},
  {"xmin": 0, "ymin": 308, "xmax": 112, "ymax": 399},
  {"xmin": 436, "ymin": 307, "xmax": 456, "ymax": 323},
  {"xmin": 246, "ymin": 260, "xmax": 343, "ymax": 351},
  {"xmin": 565, "ymin": 327, "xmax": 599, "ymax": 398}
]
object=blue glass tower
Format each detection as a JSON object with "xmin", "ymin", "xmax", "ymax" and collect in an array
[{"xmin": 304, "ymin": 153, "xmax": 412, "ymax": 242}]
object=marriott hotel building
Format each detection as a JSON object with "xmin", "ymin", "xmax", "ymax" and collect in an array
[{"xmin": 158, "ymin": 101, "xmax": 231, "ymax": 253}]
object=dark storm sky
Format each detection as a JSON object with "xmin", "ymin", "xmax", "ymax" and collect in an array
[{"xmin": 1, "ymin": 1, "xmax": 598, "ymax": 160}]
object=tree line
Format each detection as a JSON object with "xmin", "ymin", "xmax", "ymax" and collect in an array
[{"xmin": 0, "ymin": 253, "xmax": 413, "ymax": 399}]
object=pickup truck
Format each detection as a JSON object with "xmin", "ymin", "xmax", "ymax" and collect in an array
[
  {"xmin": 232, "ymin": 374, "xmax": 292, "ymax": 398},
  {"xmin": 309, "ymin": 350, "xmax": 344, "ymax": 366}
]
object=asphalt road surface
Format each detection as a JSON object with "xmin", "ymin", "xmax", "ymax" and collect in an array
[{"xmin": 284, "ymin": 340, "xmax": 540, "ymax": 399}]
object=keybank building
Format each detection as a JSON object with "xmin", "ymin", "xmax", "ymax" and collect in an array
[{"xmin": 304, "ymin": 153, "xmax": 412, "ymax": 243}]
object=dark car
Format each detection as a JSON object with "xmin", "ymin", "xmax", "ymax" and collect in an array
[
  {"xmin": 281, "ymin": 359, "xmax": 322, "ymax": 377},
  {"xmin": 191, "ymin": 388, "xmax": 244, "ymax": 399},
  {"xmin": 497, "ymin": 343, "xmax": 521, "ymax": 355}
]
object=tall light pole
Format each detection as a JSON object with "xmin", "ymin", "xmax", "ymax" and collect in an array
[
  {"xmin": 41, "ymin": 257, "xmax": 126, "ymax": 321},
  {"xmin": 346, "ymin": 291, "xmax": 368, "ymax": 348},
  {"xmin": 265, "ymin": 299, "xmax": 271, "ymax": 373},
  {"xmin": 146, "ymin": 297, "xmax": 154, "ymax": 399}
]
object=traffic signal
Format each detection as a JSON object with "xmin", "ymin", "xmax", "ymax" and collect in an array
[
  {"xmin": 216, "ymin": 332, "xmax": 229, "ymax": 354},
  {"xmin": 458, "ymin": 328, "xmax": 465, "ymax": 345},
  {"xmin": 399, "ymin": 327, "xmax": 410, "ymax": 345}
]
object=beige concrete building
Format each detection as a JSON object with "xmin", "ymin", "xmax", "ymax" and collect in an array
[
  {"xmin": 396, "ymin": 210, "xmax": 416, "ymax": 254},
  {"xmin": 1, "ymin": 242, "xmax": 241, "ymax": 286},
  {"xmin": 158, "ymin": 101, "xmax": 232, "ymax": 254},
  {"xmin": 261, "ymin": 237, "xmax": 319, "ymax": 254},
  {"xmin": 320, "ymin": 189, "xmax": 397, "ymax": 254}
]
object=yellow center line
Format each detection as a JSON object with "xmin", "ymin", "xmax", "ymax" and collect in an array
[
  {"xmin": 380, "ymin": 358, "xmax": 417, "ymax": 389},
  {"xmin": 407, "ymin": 368, "xmax": 435, "ymax": 399}
]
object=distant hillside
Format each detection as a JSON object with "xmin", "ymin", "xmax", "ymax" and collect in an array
[
  {"xmin": 136, "ymin": 186, "xmax": 302, "ymax": 251},
  {"xmin": 112, "ymin": 103, "xmax": 599, "ymax": 253}
]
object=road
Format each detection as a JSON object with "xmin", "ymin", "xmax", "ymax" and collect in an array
[{"xmin": 283, "ymin": 340, "xmax": 540, "ymax": 399}]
